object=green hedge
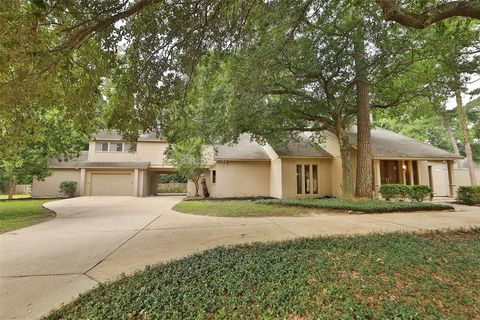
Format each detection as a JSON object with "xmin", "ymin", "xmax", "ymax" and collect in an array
[
  {"xmin": 258, "ymin": 198, "xmax": 452, "ymax": 213},
  {"xmin": 379, "ymin": 184, "xmax": 433, "ymax": 202},
  {"xmin": 456, "ymin": 185, "xmax": 480, "ymax": 205}
]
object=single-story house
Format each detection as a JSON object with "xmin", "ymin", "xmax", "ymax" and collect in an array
[{"xmin": 33, "ymin": 128, "xmax": 476, "ymax": 199}]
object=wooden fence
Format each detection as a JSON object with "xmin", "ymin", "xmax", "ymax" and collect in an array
[
  {"xmin": 157, "ymin": 183, "xmax": 187, "ymax": 193},
  {"xmin": 15, "ymin": 184, "xmax": 32, "ymax": 194}
]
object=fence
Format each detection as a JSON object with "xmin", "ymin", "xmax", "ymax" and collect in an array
[
  {"xmin": 15, "ymin": 184, "xmax": 32, "ymax": 195},
  {"xmin": 157, "ymin": 183, "xmax": 187, "ymax": 194}
]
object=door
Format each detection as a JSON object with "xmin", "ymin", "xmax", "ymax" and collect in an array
[
  {"xmin": 90, "ymin": 173, "xmax": 133, "ymax": 196},
  {"xmin": 380, "ymin": 160, "xmax": 399, "ymax": 184},
  {"xmin": 431, "ymin": 163, "xmax": 448, "ymax": 197}
]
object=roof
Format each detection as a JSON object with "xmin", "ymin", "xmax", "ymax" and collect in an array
[
  {"xmin": 95, "ymin": 130, "xmax": 164, "ymax": 142},
  {"xmin": 50, "ymin": 152, "xmax": 149, "ymax": 169},
  {"xmin": 272, "ymin": 134, "xmax": 332, "ymax": 158},
  {"xmin": 214, "ymin": 134, "xmax": 271, "ymax": 161},
  {"xmin": 348, "ymin": 127, "xmax": 463, "ymax": 160}
]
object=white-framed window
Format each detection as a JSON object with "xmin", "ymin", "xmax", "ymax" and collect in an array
[
  {"xmin": 94, "ymin": 142, "xmax": 137, "ymax": 153},
  {"xmin": 95, "ymin": 142, "xmax": 109, "ymax": 152},
  {"xmin": 296, "ymin": 164, "xmax": 319, "ymax": 195},
  {"xmin": 110, "ymin": 142, "xmax": 123, "ymax": 152}
]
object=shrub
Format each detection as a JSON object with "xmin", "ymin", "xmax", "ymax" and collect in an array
[
  {"xmin": 379, "ymin": 184, "xmax": 433, "ymax": 202},
  {"xmin": 456, "ymin": 185, "xmax": 480, "ymax": 205},
  {"xmin": 59, "ymin": 181, "xmax": 77, "ymax": 198},
  {"xmin": 379, "ymin": 184, "xmax": 410, "ymax": 201},
  {"xmin": 410, "ymin": 185, "xmax": 433, "ymax": 202}
]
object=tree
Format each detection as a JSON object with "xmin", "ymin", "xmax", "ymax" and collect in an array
[
  {"xmin": 375, "ymin": 0, "xmax": 480, "ymax": 29},
  {"xmin": 169, "ymin": 1, "xmax": 431, "ymax": 198},
  {"xmin": 166, "ymin": 139, "xmax": 206, "ymax": 197}
]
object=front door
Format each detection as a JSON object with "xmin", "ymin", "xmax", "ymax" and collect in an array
[{"xmin": 380, "ymin": 160, "xmax": 399, "ymax": 184}]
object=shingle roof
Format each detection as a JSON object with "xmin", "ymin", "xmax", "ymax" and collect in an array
[
  {"xmin": 214, "ymin": 134, "xmax": 271, "ymax": 161},
  {"xmin": 95, "ymin": 130, "xmax": 163, "ymax": 142},
  {"xmin": 50, "ymin": 152, "xmax": 149, "ymax": 169},
  {"xmin": 272, "ymin": 134, "xmax": 333, "ymax": 158},
  {"xmin": 348, "ymin": 127, "xmax": 463, "ymax": 160}
]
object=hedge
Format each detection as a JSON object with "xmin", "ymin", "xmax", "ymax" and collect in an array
[
  {"xmin": 258, "ymin": 198, "xmax": 452, "ymax": 213},
  {"xmin": 456, "ymin": 185, "xmax": 480, "ymax": 205},
  {"xmin": 379, "ymin": 184, "xmax": 433, "ymax": 202}
]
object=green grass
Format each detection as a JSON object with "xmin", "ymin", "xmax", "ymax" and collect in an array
[
  {"xmin": 259, "ymin": 198, "xmax": 454, "ymax": 213},
  {"xmin": 173, "ymin": 200, "xmax": 316, "ymax": 217},
  {"xmin": 44, "ymin": 229, "xmax": 480, "ymax": 320},
  {"xmin": 0, "ymin": 200, "xmax": 54, "ymax": 233},
  {"xmin": 0, "ymin": 194, "xmax": 32, "ymax": 200}
]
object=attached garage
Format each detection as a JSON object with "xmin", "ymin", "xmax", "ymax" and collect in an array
[{"xmin": 89, "ymin": 172, "xmax": 134, "ymax": 196}]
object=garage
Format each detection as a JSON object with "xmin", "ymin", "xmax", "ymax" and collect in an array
[{"xmin": 90, "ymin": 173, "xmax": 134, "ymax": 196}]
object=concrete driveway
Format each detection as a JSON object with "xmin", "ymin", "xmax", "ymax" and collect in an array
[{"xmin": 1, "ymin": 196, "xmax": 479, "ymax": 320}]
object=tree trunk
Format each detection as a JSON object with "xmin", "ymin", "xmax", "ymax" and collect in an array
[
  {"xmin": 201, "ymin": 178, "xmax": 209, "ymax": 198},
  {"xmin": 434, "ymin": 103, "xmax": 460, "ymax": 156},
  {"xmin": 7, "ymin": 179, "xmax": 15, "ymax": 199},
  {"xmin": 193, "ymin": 180, "xmax": 200, "ymax": 197},
  {"xmin": 353, "ymin": 26, "xmax": 373, "ymax": 198},
  {"xmin": 456, "ymin": 89, "xmax": 477, "ymax": 185},
  {"xmin": 336, "ymin": 126, "xmax": 354, "ymax": 198}
]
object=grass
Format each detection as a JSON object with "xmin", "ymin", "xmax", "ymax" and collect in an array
[
  {"xmin": 173, "ymin": 198, "xmax": 453, "ymax": 217},
  {"xmin": 0, "ymin": 194, "xmax": 32, "ymax": 200},
  {"xmin": 44, "ymin": 229, "xmax": 480, "ymax": 320},
  {"xmin": 259, "ymin": 198, "xmax": 454, "ymax": 213},
  {"xmin": 0, "ymin": 200, "xmax": 54, "ymax": 233},
  {"xmin": 173, "ymin": 200, "xmax": 316, "ymax": 217}
]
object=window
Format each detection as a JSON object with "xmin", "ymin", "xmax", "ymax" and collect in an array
[
  {"xmin": 304, "ymin": 165, "xmax": 310, "ymax": 194},
  {"xmin": 212, "ymin": 170, "xmax": 216, "ymax": 183},
  {"xmin": 296, "ymin": 165, "xmax": 302, "ymax": 194},
  {"xmin": 95, "ymin": 142, "xmax": 108, "ymax": 152},
  {"xmin": 312, "ymin": 165, "xmax": 318, "ymax": 194},
  {"xmin": 124, "ymin": 143, "xmax": 137, "ymax": 152},
  {"xmin": 109, "ymin": 142, "xmax": 123, "ymax": 152}
]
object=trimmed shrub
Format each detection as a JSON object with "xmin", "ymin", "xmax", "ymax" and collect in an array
[
  {"xmin": 410, "ymin": 185, "xmax": 433, "ymax": 202},
  {"xmin": 457, "ymin": 185, "xmax": 480, "ymax": 205},
  {"xmin": 59, "ymin": 181, "xmax": 77, "ymax": 198},
  {"xmin": 379, "ymin": 184, "xmax": 433, "ymax": 202},
  {"xmin": 379, "ymin": 184, "xmax": 410, "ymax": 201}
]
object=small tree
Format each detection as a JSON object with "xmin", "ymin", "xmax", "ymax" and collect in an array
[{"xmin": 166, "ymin": 138, "xmax": 206, "ymax": 197}]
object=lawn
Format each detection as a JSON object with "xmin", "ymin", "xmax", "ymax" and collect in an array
[
  {"xmin": 0, "ymin": 200, "xmax": 54, "ymax": 233},
  {"xmin": 0, "ymin": 194, "xmax": 32, "ymax": 200},
  {"xmin": 260, "ymin": 198, "xmax": 454, "ymax": 213},
  {"xmin": 173, "ymin": 198, "xmax": 453, "ymax": 217},
  {"xmin": 44, "ymin": 229, "xmax": 480, "ymax": 320},
  {"xmin": 173, "ymin": 200, "xmax": 317, "ymax": 217}
]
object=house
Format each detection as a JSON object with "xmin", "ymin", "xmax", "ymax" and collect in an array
[{"xmin": 32, "ymin": 128, "xmax": 472, "ymax": 199}]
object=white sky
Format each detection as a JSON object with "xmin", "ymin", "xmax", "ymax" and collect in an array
[{"xmin": 445, "ymin": 75, "xmax": 480, "ymax": 109}]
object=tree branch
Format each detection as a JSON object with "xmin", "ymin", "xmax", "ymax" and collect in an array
[
  {"xmin": 56, "ymin": 0, "xmax": 163, "ymax": 51},
  {"xmin": 376, "ymin": 0, "xmax": 480, "ymax": 29}
]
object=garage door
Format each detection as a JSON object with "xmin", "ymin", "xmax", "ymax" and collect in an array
[{"xmin": 90, "ymin": 173, "xmax": 133, "ymax": 196}]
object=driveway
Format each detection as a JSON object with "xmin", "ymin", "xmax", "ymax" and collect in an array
[{"xmin": 1, "ymin": 196, "xmax": 479, "ymax": 319}]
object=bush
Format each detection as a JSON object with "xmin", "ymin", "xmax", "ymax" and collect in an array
[
  {"xmin": 456, "ymin": 185, "xmax": 480, "ymax": 205},
  {"xmin": 379, "ymin": 184, "xmax": 410, "ymax": 201},
  {"xmin": 258, "ymin": 198, "xmax": 452, "ymax": 213},
  {"xmin": 59, "ymin": 181, "xmax": 77, "ymax": 198},
  {"xmin": 410, "ymin": 185, "xmax": 433, "ymax": 202},
  {"xmin": 379, "ymin": 184, "xmax": 433, "ymax": 202}
]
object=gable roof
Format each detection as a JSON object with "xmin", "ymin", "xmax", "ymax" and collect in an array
[
  {"xmin": 95, "ymin": 130, "xmax": 164, "ymax": 142},
  {"xmin": 272, "ymin": 134, "xmax": 332, "ymax": 158},
  {"xmin": 348, "ymin": 127, "xmax": 463, "ymax": 160},
  {"xmin": 214, "ymin": 134, "xmax": 271, "ymax": 161}
]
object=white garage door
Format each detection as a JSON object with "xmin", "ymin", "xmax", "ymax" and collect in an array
[{"xmin": 90, "ymin": 173, "xmax": 133, "ymax": 196}]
